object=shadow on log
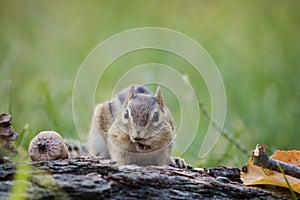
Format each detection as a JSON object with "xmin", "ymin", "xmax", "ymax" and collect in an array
[{"xmin": 0, "ymin": 156, "xmax": 298, "ymax": 199}]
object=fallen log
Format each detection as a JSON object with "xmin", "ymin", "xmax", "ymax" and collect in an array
[{"xmin": 0, "ymin": 156, "xmax": 297, "ymax": 199}]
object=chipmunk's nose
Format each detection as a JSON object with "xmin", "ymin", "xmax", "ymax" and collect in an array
[
  {"xmin": 133, "ymin": 136, "xmax": 143, "ymax": 141},
  {"xmin": 131, "ymin": 130, "xmax": 144, "ymax": 142}
]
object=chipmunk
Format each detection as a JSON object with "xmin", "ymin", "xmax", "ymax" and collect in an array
[{"xmin": 88, "ymin": 85, "xmax": 187, "ymax": 167}]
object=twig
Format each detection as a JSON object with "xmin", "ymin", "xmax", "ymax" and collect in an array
[
  {"xmin": 252, "ymin": 145, "xmax": 300, "ymax": 179},
  {"xmin": 197, "ymin": 99, "xmax": 248, "ymax": 155}
]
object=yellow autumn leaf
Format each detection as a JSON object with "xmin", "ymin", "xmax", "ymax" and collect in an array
[{"xmin": 241, "ymin": 150, "xmax": 300, "ymax": 194}]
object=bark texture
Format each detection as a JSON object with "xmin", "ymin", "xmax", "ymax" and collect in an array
[{"xmin": 0, "ymin": 156, "xmax": 297, "ymax": 199}]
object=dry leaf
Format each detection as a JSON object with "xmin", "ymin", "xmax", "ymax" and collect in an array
[
  {"xmin": 271, "ymin": 150, "xmax": 300, "ymax": 167},
  {"xmin": 241, "ymin": 150, "xmax": 300, "ymax": 194}
]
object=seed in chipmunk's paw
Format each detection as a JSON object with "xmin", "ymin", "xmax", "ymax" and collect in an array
[{"xmin": 29, "ymin": 131, "xmax": 69, "ymax": 161}]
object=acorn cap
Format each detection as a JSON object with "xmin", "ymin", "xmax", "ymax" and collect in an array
[
  {"xmin": 0, "ymin": 111, "xmax": 18, "ymax": 157},
  {"xmin": 0, "ymin": 113, "xmax": 15, "ymax": 138},
  {"xmin": 0, "ymin": 113, "xmax": 11, "ymax": 124},
  {"xmin": 0, "ymin": 112, "xmax": 18, "ymax": 155},
  {"xmin": 29, "ymin": 131, "xmax": 69, "ymax": 161}
]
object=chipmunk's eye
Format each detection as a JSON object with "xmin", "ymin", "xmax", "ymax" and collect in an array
[
  {"xmin": 152, "ymin": 111, "xmax": 159, "ymax": 122},
  {"xmin": 124, "ymin": 109, "xmax": 129, "ymax": 119}
]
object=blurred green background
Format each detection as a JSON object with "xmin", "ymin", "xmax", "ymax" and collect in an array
[{"xmin": 0, "ymin": 1, "xmax": 299, "ymax": 167}]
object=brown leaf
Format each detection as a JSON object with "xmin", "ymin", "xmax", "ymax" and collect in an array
[
  {"xmin": 241, "ymin": 150, "xmax": 300, "ymax": 194},
  {"xmin": 271, "ymin": 150, "xmax": 300, "ymax": 167}
]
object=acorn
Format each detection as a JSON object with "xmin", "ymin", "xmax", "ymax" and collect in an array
[{"xmin": 29, "ymin": 131, "xmax": 69, "ymax": 161}]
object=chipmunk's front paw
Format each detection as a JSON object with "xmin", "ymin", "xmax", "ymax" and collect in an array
[{"xmin": 170, "ymin": 157, "xmax": 192, "ymax": 169}]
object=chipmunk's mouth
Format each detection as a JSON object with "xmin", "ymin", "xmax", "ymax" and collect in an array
[{"xmin": 134, "ymin": 142, "xmax": 151, "ymax": 152}]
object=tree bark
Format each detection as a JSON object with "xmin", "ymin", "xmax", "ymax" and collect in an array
[{"xmin": 0, "ymin": 157, "xmax": 297, "ymax": 199}]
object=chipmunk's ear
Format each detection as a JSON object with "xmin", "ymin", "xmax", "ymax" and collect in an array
[
  {"xmin": 124, "ymin": 85, "xmax": 135, "ymax": 106},
  {"xmin": 155, "ymin": 86, "xmax": 164, "ymax": 107}
]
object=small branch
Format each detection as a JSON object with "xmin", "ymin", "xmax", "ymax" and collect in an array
[
  {"xmin": 252, "ymin": 145, "xmax": 300, "ymax": 179},
  {"xmin": 197, "ymin": 99, "xmax": 248, "ymax": 155}
]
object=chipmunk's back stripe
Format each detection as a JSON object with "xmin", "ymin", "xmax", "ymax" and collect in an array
[
  {"xmin": 109, "ymin": 102, "xmax": 113, "ymax": 118},
  {"xmin": 135, "ymin": 86, "xmax": 152, "ymax": 95},
  {"xmin": 136, "ymin": 86, "xmax": 146, "ymax": 94},
  {"xmin": 118, "ymin": 93, "xmax": 126, "ymax": 104}
]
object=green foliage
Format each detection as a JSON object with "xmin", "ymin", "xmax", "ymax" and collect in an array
[
  {"xmin": 0, "ymin": 1, "xmax": 299, "ymax": 167},
  {"xmin": 42, "ymin": 81, "xmax": 60, "ymax": 131},
  {"xmin": 277, "ymin": 163, "xmax": 297, "ymax": 200},
  {"xmin": 9, "ymin": 164, "xmax": 31, "ymax": 200}
]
